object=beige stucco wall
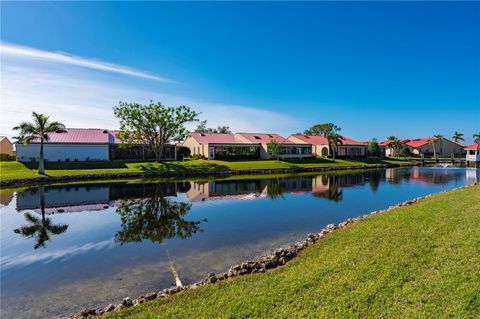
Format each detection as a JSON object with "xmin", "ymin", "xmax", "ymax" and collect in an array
[
  {"xmin": 182, "ymin": 137, "xmax": 208, "ymax": 157},
  {"xmin": 0, "ymin": 138, "xmax": 13, "ymax": 155},
  {"xmin": 412, "ymin": 138, "xmax": 465, "ymax": 156},
  {"xmin": 287, "ymin": 136, "xmax": 329, "ymax": 157}
]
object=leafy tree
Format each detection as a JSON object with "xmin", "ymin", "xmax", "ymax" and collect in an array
[
  {"xmin": 177, "ymin": 146, "xmax": 191, "ymax": 160},
  {"xmin": 367, "ymin": 138, "xmax": 379, "ymax": 157},
  {"xmin": 113, "ymin": 101, "xmax": 200, "ymax": 162},
  {"xmin": 304, "ymin": 123, "xmax": 341, "ymax": 137},
  {"xmin": 114, "ymin": 184, "xmax": 205, "ymax": 244},
  {"xmin": 195, "ymin": 120, "xmax": 231, "ymax": 134},
  {"xmin": 386, "ymin": 136, "xmax": 402, "ymax": 157},
  {"xmin": 452, "ymin": 131, "xmax": 464, "ymax": 143},
  {"xmin": 327, "ymin": 133, "xmax": 343, "ymax": 162},
  {"xmin": 13, "ymin": 186, "xmax": 68, "ymax": 249},
  {"xmin": 428, "ymin": 134, "xmax": 443, "ymax": 158},
  {"xmin": 399, "ymin": 146, "xmax": 411, "ymax": 159},
  {"xmin": 13, "ymin": 112, "xmax": 65, "ymax": 174},
  {"xmin": 267, "ymin": 139, "xmax": 282, "ymax": 162}
]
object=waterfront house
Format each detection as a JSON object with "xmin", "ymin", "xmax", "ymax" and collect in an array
[
  {"xmin": 381, "ymin": 137, "xmax": 465, "ymax": 157},
  {"xmin": 287, "ymin": 134, "xmax": 367, "ymax": 157},
  {"xmin": 15, "ymin": 128, "xmax": 175, "ymax": 162},
  {"xmin": 0, "ymin": 136, "xmax": 13, "ymax": 156},
  {"xmin": 182, "ymin": 132, "xmax": 312, "ymax": 160},
  {"xmin": 465, "ymin": 144, "xmax": 480, "ymax": 166}
]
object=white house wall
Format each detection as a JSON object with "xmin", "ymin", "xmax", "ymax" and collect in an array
[{"xmin": 16, "ymin": 144, "xmax": 109, "ymax": 162}]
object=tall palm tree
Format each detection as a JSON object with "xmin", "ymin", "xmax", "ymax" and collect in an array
[
  {"xmin": 13, "ymin": 112, "xmax": 65, "ymax": 174},
  {"xmin": 428, "ymin": 134, "xmax": 443, "ymax": 158},
  {"xmin": 452, "ymin": 131, "xmax": 464, "ymax": 143},
  {"xmin": 386, "ymin": 136, "xmax": 401, "ymax": 157},
  {"xmin": 327, "ymin": 133, "xmax": 343, "ymax": 162},
  {"xmin": 13, "ymin": 186, "xmax": 68, "ymax": 249}
]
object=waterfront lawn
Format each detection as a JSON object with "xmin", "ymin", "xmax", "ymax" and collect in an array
[
  {"xmin": 0, "ymin": 157, "xmax": 414, "ymax": 181},
  {"xmin": 104, "ymin": 185, "xmax": 480, "ymax": 319}
]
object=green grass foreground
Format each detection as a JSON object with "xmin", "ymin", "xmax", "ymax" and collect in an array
[
  {"xmin": 103, "ymin": 185, "xmax": 480, "ymax": 319},
  {"xmin": 0, "ymin": 157, "xmax": 413, "ymax": 181}
]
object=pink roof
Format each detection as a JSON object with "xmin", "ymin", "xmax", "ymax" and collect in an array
[
  {"xmin": 189, "ymin": 132, "xmax": 255, "ymax": 144},
  {"xmin": 465, "ymin": 144, "xmax": 480, "ymax": 150},
  {"xmin": 28, "ymin": 128, "xmax": 110, "ymax": 144},
  {"xmin": 290, "ymin": 134, "xmax": 365, "ymax": 146},
  {"xmin": 402, "ymin": 138, "xmax": 432, "ymax": 148},
  {"xmin": 236, "ymin": 133, "xmax": 294, "ymax": 144}
]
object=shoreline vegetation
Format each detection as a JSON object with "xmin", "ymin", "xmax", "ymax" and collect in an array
[
  {"xmin": 68, "ymin": 183, "xmax": 480, "ymax": 319},
  {"xmin": 0, "ymin": 158, "xmax": 423, "ymax": 188}
]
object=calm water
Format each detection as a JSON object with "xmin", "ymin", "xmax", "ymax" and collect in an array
[{"xmin": 1, "ymin": 167, "xmax": 479, "ymax": 318}]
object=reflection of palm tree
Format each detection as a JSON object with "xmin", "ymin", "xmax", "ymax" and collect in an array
[
  {"xmin": 14, "ymin": 212, "xmax": 69, "ymax": 249},
  {"xmin": 13, "ymin": 186, "xmax": 68, "ymax": 249},
  {"xmin": 312, "ymin": 176, "xmax": 343, "ymax": 202},
  {"xmin": 115, "ymin": 184, "xmax": 205, "ymax": 244}
]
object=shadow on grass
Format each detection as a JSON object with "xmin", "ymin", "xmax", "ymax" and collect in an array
[
  {"xmin": 24, "ymin": 161, "xmax": 130, "ymax": 170},
  {"xmin": 137, "ymin": 161, "xmax": 230, "ymax": 173}
]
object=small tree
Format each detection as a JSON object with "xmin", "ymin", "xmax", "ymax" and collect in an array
[
  {"xmin": 473, "ymin": 132, "xmax": 480, "ymax": 151},
  {"xmin": 367, "ymin": 138, "xmax": 379, "ymax": 157},
  {"xmin": 327, "ymin": 133, "xmax": 343, "ymax": 162},
  {"xmin": 386, "ymin": 136, "xmax": 402, "ymax": 157},
  {"xmin": 113, "ymin": 101, "xmax": 200, "ymax": 162},
  {"xmin": 267, "ymin": 139, "xmax": 282, "ymax": 162},
  {"xmin": 13, "ymin": 112, "xmax": 65, "ymax": 174},
  {"xmin": 399, "ymin": 146, "xmax": 411, "ymax": 159}
]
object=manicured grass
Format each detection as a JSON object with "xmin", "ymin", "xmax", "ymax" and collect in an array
[
  {"xmin": 0, "ymin": 157, "xmax": 414, "ymax": 181},
  {"xmin": 103, "ymin": 185, "xmax": 480, "ymax": 319}
]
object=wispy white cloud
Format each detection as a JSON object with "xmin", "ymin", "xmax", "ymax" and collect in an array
[
  {"xmin": 0, "ymin": 42, "xmax": 302, "ymax": 139},
  {"xmin": 0, "ymin": 42, "xmax": 173, "ymax": 82}
]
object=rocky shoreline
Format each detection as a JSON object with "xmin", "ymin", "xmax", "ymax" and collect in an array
[
  {"xmin": 69, "ymin": 182, "xmax": 478, "ymax": 319},
  {"xmin": 1, "ymin": 162, "xmax": 420, "ymax": 189}
]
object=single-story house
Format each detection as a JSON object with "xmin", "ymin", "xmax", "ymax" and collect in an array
[
  {"xmin": 0, "ymin": 136, "xmax": 13, "ymax": 156},
  {"xmin": 381, "ymin": 137, "xmax": 465, "ymax": 157},
  {"xmin": 182, "ymin": 132, "xmax": 312, "ymax": 160},
  {"xmin": 287, "ymin": 134, "xmax": 367, "ymax": 157},
  {"xmin": 465, "ymin": 144, "xmax": 480, "ymax": 163},
  {"xmin": 15, "ymin": 128, "xmax": 175, "ymax": 162}
]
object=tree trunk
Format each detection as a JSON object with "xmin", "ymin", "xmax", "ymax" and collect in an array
[
  {"xmin": 39, "ymin": 138, "xmax": 45, "ymax": 174},
  {"xmin": 332, "ymin": 149, "xmax": 336, "ymax": 162},
  {"xmin": 432, "ymin": 143, "xmax": 437, "ymax": 158}
]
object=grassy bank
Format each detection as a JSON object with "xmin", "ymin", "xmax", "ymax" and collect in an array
[
  {"xmin": 0, "ymin": 157, "xmax": 413, "ymax": 181},
  {"xmin": 103, "ymin": 185, "xmax": 480, "ymax": 319}
]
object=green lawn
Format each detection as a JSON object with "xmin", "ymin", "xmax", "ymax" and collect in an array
[
  {"xmin": 103, "ymin": 185, "xmax": 480, "ymax": 319},
  {"xmin": 0, "ymin": 157, "xmax": 414, "ymax": 181}
]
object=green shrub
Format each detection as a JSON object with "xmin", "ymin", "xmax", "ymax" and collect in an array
[
  {"xmin": 177, "ymin": 146, "xmax": 191, "ymax": 159},
  {"xmin": 0, "ymin": 154, "xmax": 16, "ymax": 161}
]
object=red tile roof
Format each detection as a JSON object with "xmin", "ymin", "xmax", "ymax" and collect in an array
[
  {"xmin": 402, "ymin": 138, "xmax": 432, "ymax": 148},
  {"xmin": 27, "ymin": 128, "xmax": 111, "ymax": 144},
  {"xmin": 289, "ymin": 134, "xmax": 365, "ymax": 146},
  {"xmin": 465, "ymin": 144, "xmax": 480, "ymax": 150},
  {"xmin": 189, "ymin": 132, "xmax": 256, "ymax": 144},
  {"xmin": 236, "ymin": 133, "xmax": 294, "ymax": 144}
]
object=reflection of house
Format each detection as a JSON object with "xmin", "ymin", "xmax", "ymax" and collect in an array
[
  {"xmin": 182, "ymin": 132, "xmax": 312, "ymax": 160},
  {"xmin": 382, "ymin": 137, "xmax": 465, "ymax": 157},
  {"xmin": 0, "ymin": 136, "xmax": 13, "ymax": 156},
  {"xmin": 288, "ymin": 134, "xmax": 367, "ymax": 157},
  {"xmin": 466, "ymin": 168, "xmax": 479, "ymax": 184},
  {"xmin": 0, "ymin": 190, "xmax": 14, "ymax": 207},
  {"xmin": 15, "ymin": 128, "xmax": 175, "ymax": 162}
]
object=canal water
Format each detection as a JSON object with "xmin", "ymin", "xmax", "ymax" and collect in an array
[{"xmin": 1, "ymin": 167, "xmax": 479, "ymax": 318}]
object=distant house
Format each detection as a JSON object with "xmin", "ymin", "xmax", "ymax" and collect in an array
[
  {"xmin": 381, "ymin": 137, "xmax": 465, "ymax": 157},
  {"xmin": 288, "ymin": 134, "xmax": 367, "ymax": 157},
  {"xmin": 15, "ymin": 128, "xmax": 175, "ymax": 162},
  {"xmin": 0, "ymin": 136, "xmax": 13, "ymax": 156},
  {"xmin": 182, "ymin": 132, "xmax": 312, "ymax": 160},
  {"xmin": 465, "ymin": 144, "xmax": 480, "ymax": 164}
]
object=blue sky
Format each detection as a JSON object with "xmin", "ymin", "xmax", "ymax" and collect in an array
[{"xmin": 1, "ymin": 2, "xmax": 479, "ymax": 143}]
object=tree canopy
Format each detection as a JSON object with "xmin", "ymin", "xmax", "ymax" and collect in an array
[
  {"xmin": 113, "ymin": 101, "xmax": 200, "ymax": 162},
  {"xmin": 266, "ymin": 139, "xmax": 282, "ymax": 161},
  {"xmin": 194, "ymin": 120, "xmax": 231, "ymax": 134},
  {"xmin": 304, "ymin": 123, "xmax": 341, "ymax": 137}
]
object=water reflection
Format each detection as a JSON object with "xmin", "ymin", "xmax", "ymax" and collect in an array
[
  {"xmin": 14, "ymin": 186, "xmax": 68, "ymax": 249},
  {"xmin": 114, "ymin": 184, "xmax": 205, "ymax": 244}
]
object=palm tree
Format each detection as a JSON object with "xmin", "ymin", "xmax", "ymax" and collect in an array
[
  {"xmin": 386, "ymin": 136, "xmax": 402, "ymax": 157},
  {"xmin": 452, "ymin": 131, "xmax": 464, "ymax": 143},
  {"xmin": 13, "ymin": 186, "xmax": 68, "ymax": 249},
  {"xmin": 474, "ymin": 132, "xmax": 480, "ymax": 151},
  {"xmin": 428, "ymin": 134, "xmax": 443, "ymax": 158},
  {"xmin": 13, "ymin": 112, "xmax": 65, "ymax": 174},
  {"xmin": 327, "ymin": 133, "xmax": 343, "ymax": 162}
]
